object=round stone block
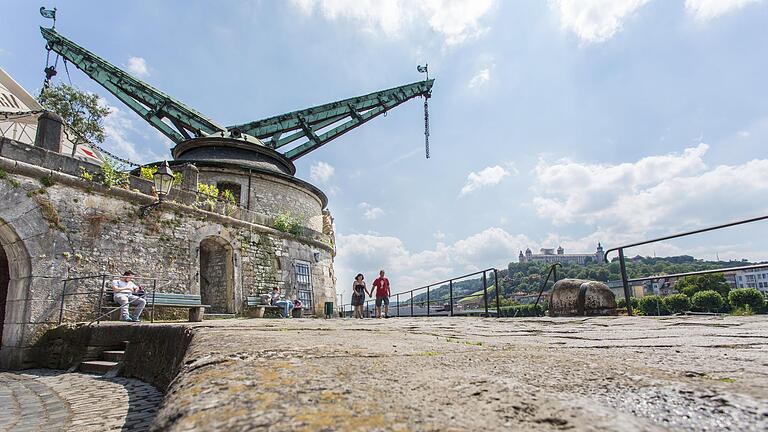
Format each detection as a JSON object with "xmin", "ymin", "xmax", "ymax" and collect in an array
[{"xmin": 548, "ymin": 278, "xmax": 617, "ymax": 317}]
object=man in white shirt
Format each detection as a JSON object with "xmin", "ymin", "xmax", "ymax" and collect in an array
[{"xmin": 112, "ymin": 270, "xmax": 146, "ymax": 322}]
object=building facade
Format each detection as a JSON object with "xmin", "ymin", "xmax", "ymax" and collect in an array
[
  {"xmin": 733, "ymin": 267, "xmax": 768, "ymax": 293},
  {"xmin": 519, "ymin": 243, "xmax": 605, "ymax": 265}
]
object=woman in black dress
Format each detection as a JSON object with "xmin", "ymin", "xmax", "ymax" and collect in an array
[{"xmin": 352, "ymin": 273, "xmax": 367, "ymax": 319}]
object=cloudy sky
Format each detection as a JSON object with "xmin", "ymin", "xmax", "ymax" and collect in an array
[{"xmin": 2, "ymin": 1, "xmax": 767, "ymax": 300}]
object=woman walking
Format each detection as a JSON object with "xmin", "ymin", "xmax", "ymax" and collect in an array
[{"xmin": 352, "ymin": 273, "xmax": 367, "ymax": 319}]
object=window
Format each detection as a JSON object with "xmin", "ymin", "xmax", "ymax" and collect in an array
[{"xmin": 295, "ymin": 260, "xmax": 313, "ymax": 310}]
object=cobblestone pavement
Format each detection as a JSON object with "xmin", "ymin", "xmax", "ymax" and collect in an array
[{"xmin": 0, "ymin": 369, "xmax": 163, "ymax": 432}]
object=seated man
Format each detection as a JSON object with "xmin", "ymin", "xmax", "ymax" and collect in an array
[
  {"xmin": 112, "ymin": 270, "xmax": 146, "ymax": 322},
  {"xmin": 271, "ymin": 287, "xmax": 294, "ymax": 318}
]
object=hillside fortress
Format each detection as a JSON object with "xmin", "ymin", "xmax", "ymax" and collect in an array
[{"xmin": 518, "ymin": 243, "xmax": 605, "ymax": 265}]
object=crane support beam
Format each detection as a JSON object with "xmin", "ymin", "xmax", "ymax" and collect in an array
[
  {"xmin": 228, "ymin": 79, "xmax": 434, "ymax": 160},
  {"xmin": 40, "ymin": 27, "xmax": 230, "ymax": 146}
]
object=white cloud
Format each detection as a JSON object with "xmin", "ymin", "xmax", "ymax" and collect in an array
[
  {"xmin": 468, "ymin": 68, "xmax": 490, "ymax": 88},
  {"xmin": 550, "ymin": 0, "xmax": 653, "ymax": 43},
  {"xmin": 100, "ymin": 100, "xmax": 161, "ymax": 164},
  {"xmin": 126, "ymin": 57, "xmax": 149, "ymax": 77},
  {"xmin": 531, "ymin": 144, "xmax": 768, "ymax": 242},
  {"xmin": 290, "ymin": 0, "xmax": 495, "ymax": 45},
  {"xmin": 460, "ymin": 165, "xmax": 510, "ymax": 196},
  {"xmin": 685, "ymin": 0, "xmax": 762, "ymax": 21},
  {"xmin": 334, "ymin": 227, "xmax": 532, "ymax": 298},
  {"xmin": 310, "ymin": 161, "xmax": 335, "ymax": 183},
  {"xmin": 434, "ymin": 230, "xmax": 447, "ymax": 241},
  {"xmin": 359, "ymin": 202, "xmax": 385, "ymax": 220}
]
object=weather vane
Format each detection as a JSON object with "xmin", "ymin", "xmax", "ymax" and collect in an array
[{"xmin": 40, "ymin": 7, "xmax": 57, "ymax": 29}]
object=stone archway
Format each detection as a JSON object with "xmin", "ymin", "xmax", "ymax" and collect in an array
[
  {"xmin": 199, "ymin": 236, "xmax": 235, "ymax": 314},
  {"xmin": 0, "ymin": 243, "xmax": 9, "ymax": 347}
]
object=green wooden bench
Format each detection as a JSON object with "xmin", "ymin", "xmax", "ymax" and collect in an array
[
  {"xmin": 103, "ymin": 292, "xmax": 210, "ymax": 322},
  {"xmin": 244, "ymin": 295, "xmax": 281, "ymax": 318}
]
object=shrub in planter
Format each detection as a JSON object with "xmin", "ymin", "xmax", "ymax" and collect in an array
[
  {"xmin": 728, "ymin": 288, "xmax": 765, "ymax": 312},
  {"xmin": 663, "ymin": 293, "xmax": 691, "ymax": 314},
  {"xmin": 691, "ymin": 290, "xmax": 724, "ymax": 313},
  {"xmin": 617, "ymin": 297, "xmax": 639, "ymax": 310},
  {"xmin": 638, "ymin": 295, "xmax": 670, "ymax": 316}
]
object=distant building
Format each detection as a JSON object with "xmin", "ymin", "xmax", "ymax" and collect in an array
[
  {"xmin": 518, "ymin": 243, "xmax": 605, "ymax": 265},
  {"xmin": 733, "ymin": 267, "xmax": 768, "ymax": 294}
]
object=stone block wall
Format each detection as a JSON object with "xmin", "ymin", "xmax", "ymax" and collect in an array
[{"xmin": 0, "ymin": 139, "xmax": 336, "ymax": 369}]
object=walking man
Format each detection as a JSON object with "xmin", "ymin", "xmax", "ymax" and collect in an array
[
  {"xmin": 112, "ymin": 270, "xmax": 146, "ymax": 322},
  {"xmin": 372, "ymin": 270, "xmax": 391, "ymax": 318}
]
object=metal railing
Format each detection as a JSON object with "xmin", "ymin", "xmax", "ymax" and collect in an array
[
  {"xmin": 340, "ymin": 268, "xmax": 501, "ymax": 318},
  {"xmin": 59, "ymin": 274, "xmax": 170, "ymax": 325},
  {"xmin": 603, "ymin": 214, "xmax": 768, "ymax": 315},
  {"xmin": 533, "ymin": 263, "xmax": 560, "ymax": 309}
]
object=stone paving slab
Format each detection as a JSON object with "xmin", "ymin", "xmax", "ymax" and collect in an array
[
  {"xmin": 149, "ymin": 315, "xmax": 768, "ymax": 431},
  {"xmin": 0, "ymin": 369, "xmax": 163, "ymax": 432}
]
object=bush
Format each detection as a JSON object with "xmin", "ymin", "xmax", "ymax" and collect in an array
[
  {"xmin": 728, "ymin": 288, "xmax": 765, "ymax": 312},
  {"xmin": 617, "ymin": 297, "xmax": 639, "ymax": 310},
  {"xmin": 675, "ymin": 274, "xmax": 730, "ymax": 298},
  {"xmin": 663, "ymin": 293, "xmax": 691, "ymax": 314},
  {"xmin": 638, "ymin": 295, "xmax": 670, "ymax": 316},
  {"xmin": 500, "ymin": 304, "xmax": 542, "ymax": 317},
  {"xmin": 273, "ymin": 213, "xmax": 303, "ymax": 236},
  {"xmin": 691, "ymin": 290, "xmax": 724, "ymax": 313}
]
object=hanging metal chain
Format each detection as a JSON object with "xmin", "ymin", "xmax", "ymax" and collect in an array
[{"xmin": 423, "ymin": 94, "xmax": 430, "ymax": 159}]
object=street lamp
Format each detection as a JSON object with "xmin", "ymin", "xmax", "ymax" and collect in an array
[
  {"xmin": 153, "ymin": 160, "xmax": 174, "ymax": 202},
  {"xmin": 141, "ymin": 160, "xmax": 174, "ymax": 216}
]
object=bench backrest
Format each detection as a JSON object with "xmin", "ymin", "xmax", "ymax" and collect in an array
[
  {"xmin": 106, "ymin": 291, "xmax": 202, "ymax": 306},
  {"xmin": 246, "ymin": 295, "xmax": 263, "ymax": 307}
]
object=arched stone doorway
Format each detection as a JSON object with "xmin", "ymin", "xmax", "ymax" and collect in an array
[
  {"xmin": 199, "ymin": 236, "xmax": 235, "ymax": 314},
  {"xmin": 0, "ymin": 243, "xmax": 9, "ymax": 347}
]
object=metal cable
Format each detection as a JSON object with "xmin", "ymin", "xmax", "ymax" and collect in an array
[{"xmin": 423, "ymin": 95, "xmax": 430, "ymax": 159}]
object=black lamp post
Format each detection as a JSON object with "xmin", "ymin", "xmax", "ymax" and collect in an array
[{"xmin": 141, "ymin": 160, "xmax": 174, "ymax": 216}]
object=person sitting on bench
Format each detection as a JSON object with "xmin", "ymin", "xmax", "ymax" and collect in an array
[
  {"xmin": 271, "ymin": 287, "xmax": 294, "ymax": 318},
  {"xmin": 112, "ymin": 270, "xmax": 146, "ymax": 322}
]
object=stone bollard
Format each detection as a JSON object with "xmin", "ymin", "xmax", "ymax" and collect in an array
[
  {"xmin": 177, "ymin": 163, "xmax": 199, "ymax": 205},
  {"xmin": 34, "ymin": 111, "xmax": 64, "ymax": 153},
  {"xmin": 548, "ymin": 278, "xmax": 617, "ymax": 317}
]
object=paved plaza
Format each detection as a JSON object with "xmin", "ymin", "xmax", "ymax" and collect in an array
[
  {"xmin": 153, "ymin": 315, "xmax": 768, "ymax": 431},
  {"xmin": 1, "ymin": 315, "xmax": 767, "ymax": 431},
  {"xmin": 0, "ymin": 369, "xmax": 163, "ymax": 432}
]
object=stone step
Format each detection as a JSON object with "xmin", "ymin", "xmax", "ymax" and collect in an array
[
  {"xmin": 101, "ymin": 350, "xmax": 125, "ymax": 362},
  {"xmin": 204, "ymin": 313, "xmax": 236, "ymax": 320},
  {"xmin": 79, "ymin": 360, "xmax": 119, "ymax": 375}
]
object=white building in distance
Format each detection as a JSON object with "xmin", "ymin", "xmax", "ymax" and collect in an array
[
  {"xmin": 519, "ymin": 243, "xmax": 605, "ymax": 265},
  {"xmin": 733, "ymin": 267, "xmax": 768, "ymax": 293}
]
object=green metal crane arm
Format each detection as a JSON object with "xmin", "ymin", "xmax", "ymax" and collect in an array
[
  {"xmin": 40, "ymin": 27, "xmax": 231, "ymax": 145},
  {"xmin": 228, "ymin": 79, "xmax": 434, "ymax": 160}
]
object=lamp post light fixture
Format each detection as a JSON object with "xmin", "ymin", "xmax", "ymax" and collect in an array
[
  {"xmin": 141, "ymin": 160, "xmax": 175, "ymax": 216},
  {"xmin": 153, "ymin": 160, "xmax": 174, "ymax": 202}
]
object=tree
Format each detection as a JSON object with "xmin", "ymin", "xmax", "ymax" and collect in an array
[
  {"xmin": 38, "ymin": 83, "xmax": 110, "ymax": 143},
  {"xmin": 691, "ymin": 290, "xmax": 724, "ymax": 313},
  {"xmin": 728, "ymin": 288, "xmax": 765, "ymax": 312},
  {"xmin": 675, "ymin": 274, "xmax": 730, "ymax": 298},
  {"xmin": 663, "ymin": 293, "xmax": 691, "ymax": 314}
]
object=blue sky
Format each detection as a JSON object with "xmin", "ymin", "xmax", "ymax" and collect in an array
[{"xmin": 2, "ymin": 1, "xmax": 768, "ymax": 298}]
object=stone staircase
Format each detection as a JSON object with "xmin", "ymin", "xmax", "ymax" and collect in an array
[{"xmin": 78, "ymin": 341, "xmax": 127, "ymax": 376}]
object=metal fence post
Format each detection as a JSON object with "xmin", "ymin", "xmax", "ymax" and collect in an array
[
  {"xmin": 427, "ymin": 286, "xmax": 430, "ymax": 317},
  {"xmin": 618, "ymin": 248, "xmax": 633, "ymax": 316},
  {"xmin": 410, "ymin": 292, "xmax": 414, "ymax": 317},
  {"xmin": 482, "ymin": 271, "xmax": 488, "ymax": 317},
  {"xmin": 59, "ymin": 279, "xmax": 67, "ymax": 325},
  {"xmin": 449, "ymin": 280, "xmax": 454, "ymax": 317},
  {"xmin": 151, "ymin": 279, "xmax": 157, "ymax": 323},
  {"xmin": 396, "ymin": 293, "xmax": 400, "ymax": 317},
  {"xmin": 494, "ymin": 269, "xmax": 501, "ymax": 318},
  {"xmin": 96, "ymin": 275, "xmax": 106, "ymax": 323}
]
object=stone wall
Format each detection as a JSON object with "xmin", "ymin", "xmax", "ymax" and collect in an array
[{"xmin": 0, "ymin": 138, "xmax": 336, "ymax": 369}]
